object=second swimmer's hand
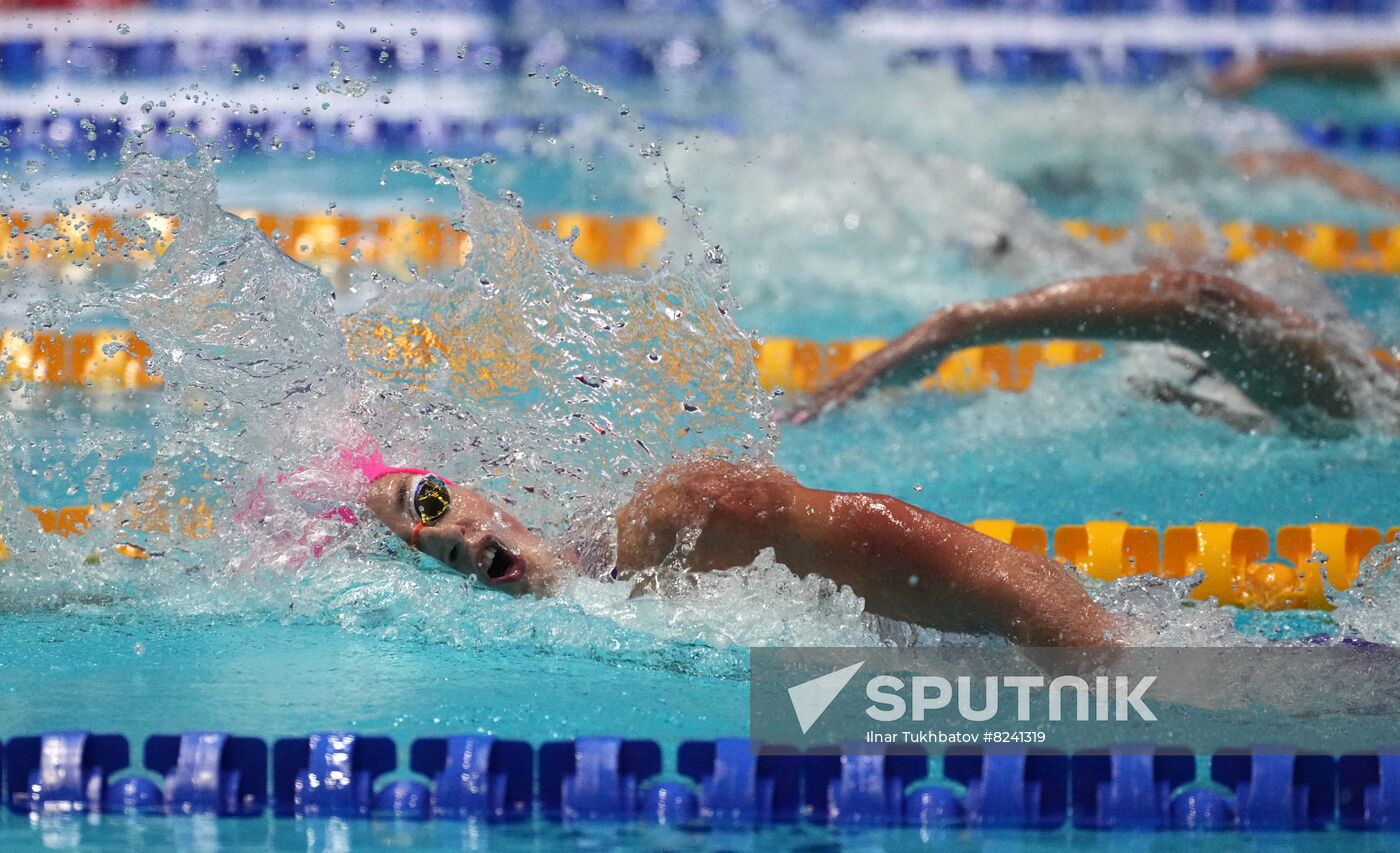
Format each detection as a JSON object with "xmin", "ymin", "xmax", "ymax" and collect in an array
[
  {"xmin": 1210, "ymin": 56, "xmax": 1268, "ymax": 98},
  {"xmin": 779, "ymin": 360, "xmax": 883, "ymax": 425},
  {"xmin": 780, "ymin": 311, "xmax": 958, "ymax": 425}
]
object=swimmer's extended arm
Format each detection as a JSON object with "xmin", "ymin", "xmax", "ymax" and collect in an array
[
  {"xmin": 615, "ymin": 460, "xmax": 1118, "ymax": 647},
  {"xmin": 783, "ymin": 270, "xmax": 1361, "ymax": 431},
  {"xmin": 1231, "ymin": 148, "xmax": 1400, "ymax": 214},
  {"xmin": 1213, "ymin": 47, "xmax": 1400, "ymax": 97}
]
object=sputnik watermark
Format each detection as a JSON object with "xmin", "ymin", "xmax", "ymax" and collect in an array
[
  {"xmin": 754, "ymin": 646, "xmax": 1400, "ymax": 753},
  {"xmin": 787, "ymin": 661, "xmax": 865, "ymax": 734},
  {"xmin": 786, "ymin": 663, "xmax": 1156, "ymax": 736},
  {"xmin": 865, "ymin": 674, "xmax": 1157, "ymax": 722}
]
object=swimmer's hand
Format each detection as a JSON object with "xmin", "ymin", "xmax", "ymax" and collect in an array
[
  {"xmin": 1210, "ymin": 56, "xmax": 1268, "ymax": 97},
  {"xmin": 779, "ymin": 362, "xmax": 880, "ymax": 424},
  {"xmin": 780, "ymin": 326, "xmax": 947, "ymax": 425}
]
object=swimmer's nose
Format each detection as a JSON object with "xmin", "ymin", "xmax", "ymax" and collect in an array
[
  {"xmin": 415, "ymin": 526, "xmax": 473, "ymax": 574},
  {"xmin": 416, "ymin": 527, "xmax": 526, "ymax": 588}
]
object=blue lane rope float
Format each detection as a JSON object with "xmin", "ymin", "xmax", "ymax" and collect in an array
[
  {"xmin": 5, "ymin": 730, "xmax": 1400, "ymax": 830},
  {"xmin": 8, "ymin": 111, "xmax": 1400, "ymax": 161},
  {"xmin": 6, "ymin": 10, "xmax": 1400, "ymax": 94},
  {"xmin": 1295, "ymin": 121, "xmax": 1400, "ymax": 153},
  {"xmin": 38, "ymin": 114, "xmax": 1400, "ymax": 177},
  {"xmin": 29, "ymin": 0, "xmax": 1396, "ymax": 16}
]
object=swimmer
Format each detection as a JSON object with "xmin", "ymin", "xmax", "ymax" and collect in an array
[
  {"xmin": 360, "ymin": 454, "xmax": 1119, "ymax": 648},
  {"xmin": 1230, "ymin": 147, "xmax": 1400, "ymax": 215},
  {"xmin": 781, "ymin": 266, "xmax": 1399, "ymax": 436},
  {"xmin": 1204, "ymin": 46, "xmax": 1400, "ymax": 212},
  {"xmin": 1212, "ymin": 45, "xmax": 1400, "ymax": 98}
]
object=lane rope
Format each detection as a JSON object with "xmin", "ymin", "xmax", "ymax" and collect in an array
[
  {"xmin": 10, "ymin": 210, "xmax": 1400, "ymax": 274},
  {"xmin": 7, "ymin": 501, "xmax": 1392, "ymax": 611}
]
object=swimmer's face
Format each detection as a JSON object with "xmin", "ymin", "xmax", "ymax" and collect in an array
[{"xmin": 366, "ymin": 474, "xmax": 562, "ymax": 595}]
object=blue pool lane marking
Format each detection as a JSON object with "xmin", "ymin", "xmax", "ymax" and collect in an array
[{"xmin": 7, "ymin": 730, "xmax": 1400, "ymax": 829}]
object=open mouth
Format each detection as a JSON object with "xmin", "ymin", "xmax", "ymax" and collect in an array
[{"xmin": 479, "ymin": 537, "xmax": 524, "ymax": 584}]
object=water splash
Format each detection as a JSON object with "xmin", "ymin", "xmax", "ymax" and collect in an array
[
  {"xmin": 1, "ymin": 50, "xmax": 1396, "ymax": 662},
  {"xmin": 1328, "ymin": 541, "xmax": 1400, "ymax": 644},
  {"xmin": 0, "ymin": 140, "xmax": 803, "ymax": 675},
  {"xmin": 346, "ymin": 153, "xmax": 774, "ymax": 533}
]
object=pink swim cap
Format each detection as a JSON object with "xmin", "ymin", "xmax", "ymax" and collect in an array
[{"xmin": 339, "ymin": 438, "xmax": 455, "ymax": 486}]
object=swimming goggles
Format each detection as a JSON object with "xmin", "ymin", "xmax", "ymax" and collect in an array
[{"xmin": 410, "ymin": 473, "xmax": 451, "ymax": 550}]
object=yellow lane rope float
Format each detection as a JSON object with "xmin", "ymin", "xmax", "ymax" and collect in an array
[
  {"xmin": 1062, "ymin": 219, "xmax": 1400, "ymax": 273},
  {"xmin": 0, "ymin": 332, "xmax": 1393, "ymax": 609},
  {"xmin": 0, "ymin": 329, "xmax": 163, "ymax": 390},
  {"xmin": 3, "ymin": 327, "xmax": 1395, "ymax": 610},
  {"xmin": 3, "ymin": 210, "xmax": 1399, "ymax": 608},
  {"xmin": 4, "ymin": 327, "xmax": 1392, "ymax": 397},
  {"xmin": 0, "ymin": 210, "xmax": 666, "ymax": 273},
  {"xmin": 10, "ymin": 210, "xmax": 1400, "ymax": 274},
  {"xmin": 974, "ymin": 520, "xmax": 1400, "ymax": 612},
  {"xmin": 755, "ymin": 337, "xmax": 1109, "ymax": 394},
  {"xmin": 2, "ymin": 505, "xmax": 1391, "ymax": 612}
]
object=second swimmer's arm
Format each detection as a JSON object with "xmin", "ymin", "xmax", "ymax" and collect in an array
[
  {"xmin": 784, "ymin": 270, "xmax": 1356, "ymax": 427},
  {"xmin": 1232, "ymin": 148, "xmax": 1400, "ymax": 215},
  {"xmin": 1213, "ymin": 47, "xmax": 1400, "ymax": 96}
]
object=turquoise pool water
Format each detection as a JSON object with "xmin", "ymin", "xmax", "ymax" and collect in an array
[
  {"xmin": 3, "ymin": 815, "xmax": 1400, "ymax": 851},
  {"xmin": 1, "ymin": 26, "xmax": 1399, "ymax": 847},
  {"xmin": 4, "ymin": 66, "xmax": 1398, "ymax": 693}
]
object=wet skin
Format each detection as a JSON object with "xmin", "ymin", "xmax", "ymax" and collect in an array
[
  {"xmin": 368, "ymin": 460, "xmax": 1118, "ymax": 647},
  {"xmin": 782, "ymin": 269, "xmax": 1380, "ymax": 435}
]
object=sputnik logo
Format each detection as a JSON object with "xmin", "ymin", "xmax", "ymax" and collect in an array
[{"xmin": 787, "ymin": 661, "xmax": 865, "ymax": 734}]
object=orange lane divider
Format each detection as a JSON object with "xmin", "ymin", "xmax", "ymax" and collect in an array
[
  {"xmin": 754, "ymin": 338, "xmax": 1106, "ymax": 394},
  {"xmin": 16, "ymin": 210, "xmax": 1400, "ymax": 274},
  {"xmin": 0, "ymin": 498, "xmax": 216, "ymax": 562},
  {"xmin": 753, "ymin": 338, "xmax": 1396, "ymax": 395},
  {"xmin": 1053, "ymin": 521, "xmax": 1161, "ymax": 581},
  {"xmin": 973, "ymin": 519, "xmax": 1398, "ymax": 611},
  {"xmin": 0, "ymin": 329, "xmax": 163, "ymax": 389},
  {"xmin": 2, "ymin": 508, "xmax": 1392, "ymax": 611},
  {"xmin": 1061, "ymin": 219, "xmax": 1400, "ymax": 273},
  {"xmin": 1276, "ymin": 523, "xmax": 1383, "ymax": 609},
  {"xmin": 8, "ymin": 327, "xmax": 1096, "ymax": 395},
  {"xmin": 544, "ymin": 212, "xmax": 667, "ymax": 271},
  {"xmin": 0, "ymin": 211, "xmax": 665, "ymax": 273},
  {"xmin": 1162, "ymin": 522, "xmax": 1274, "ymax": 608},
  {"xmin": 28, "ymin": 499, "xmax": 213, "ymax": 540},
  {"xmin": 2, "ymin": 326, "xmax": 1394, "ymax": 400},
  {"xmin": 970, "ymin": 519, "xmax": 1048, "ymax": 555}
]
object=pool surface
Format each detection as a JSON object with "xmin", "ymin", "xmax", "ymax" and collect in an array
[{"xmin": 1, "ymin": 0, "xmax": 1399, "ymax": 846}]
